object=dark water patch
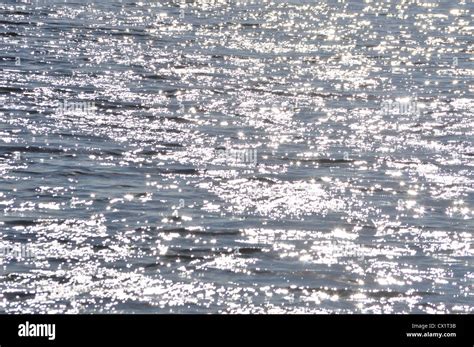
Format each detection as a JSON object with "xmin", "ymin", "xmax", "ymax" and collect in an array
[
  {"xmin": 0, "ymin": 32, "xmax": 20, "ymax": 37},
  {"xmin": 159, "ymin": 168, "xmax": 201, "ymax": 175},
  {"xmin": 157, "ymin": 227, "xmax": 240, "ymax": 236},
  {"xmin": 0, "ymin": 145, "xmax": 63, "ymax": 155},
  {"xmin": 163, "ymin": 116, "xmax": 196, "ymax": 124},
  {"xmin": 0, "ymin": 86, "xmax": 25, "ymax": 94},
  {"xmin": 3, "ymin": 291, "xmax": 36, "ymax": 301},
  {"xmin": 237, "ymin": 247, "xmax": 262, "ymax": 255},
  {"xmin": 157, "ymin": 142, "xmax": 184, "ymax": 148},
  {"xmin": 3, "ymin": 219, "xmax": 38, "ymax": 227}
]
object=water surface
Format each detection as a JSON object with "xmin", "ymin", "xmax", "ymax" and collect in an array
[{"xmin": 0, "ymin": 0, "xmax": 472, "ymax": 313}]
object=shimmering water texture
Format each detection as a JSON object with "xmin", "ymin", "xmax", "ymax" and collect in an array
[{"xmin": 0, "ymin": 0, "xmax": 473, "ymax": 313}]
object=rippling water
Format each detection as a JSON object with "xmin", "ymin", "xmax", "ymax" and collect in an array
[{"xmin": 0, "ymin": 0, "xmax": 472, "ymax": 313}]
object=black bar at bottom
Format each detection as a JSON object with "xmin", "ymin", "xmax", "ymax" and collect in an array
[{"xmin": 0, "ymin": 314, "xmax": 471, "ymax": 346}]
